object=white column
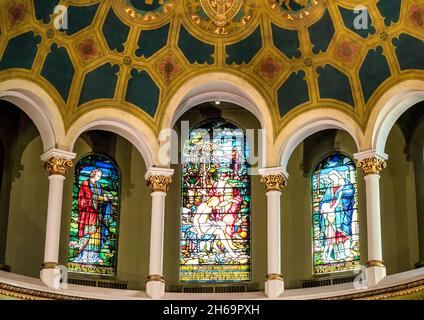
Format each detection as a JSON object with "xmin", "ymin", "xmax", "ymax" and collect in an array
[
  {"xmin": 267, "ymin": 190, "xmax": 282, "ymax": 276},
  {"xmin": 259, "ymin": 167, "xmax": 288, "ymax": 298},
  {"xmin": 43, "ymin": 174, "xmax": 66, "ymax": 264},
  {"xmin": 145, "ymin": 167, "xmax": 174, "ymax": 299},
  {"xmin": 355, "ymin": 150, "xmax": 388, "ymax": 287},
  {"xmin": 40, "ymin": 148, "xmax": 75, "ymax": 289}
]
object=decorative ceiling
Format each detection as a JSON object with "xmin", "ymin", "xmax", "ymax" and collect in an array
[{"xmin": 0, "ymin": 0, "xmax": 423, "ymax": 135}]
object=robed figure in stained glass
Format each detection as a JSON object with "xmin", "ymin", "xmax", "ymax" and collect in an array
[
  {"xmin": 76, "ymin": 169, "xmax": 113, "ymax": 265},
  {"xmin": 68, "ymin": 154, "xmax": 120, "ymax": 276},
  {"xmin": 319, "ymin": 170, "xmax": 355, "ymax": 263},
  {"xmin": 313, "ymin": 154, "xmax": 360, "ymax": 274}
]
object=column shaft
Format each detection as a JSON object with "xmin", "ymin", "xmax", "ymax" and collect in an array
[
  {"xmin": 267, "ymin": 190, "xmax": 282, "ymax": 275},
  {"xmin": 148, "ymin": 191, "xmax": 166, "ymax": 276},
  {"xmin": 364, "ymin": 174, "xmax": 383, "ymax": 262},
  {"xmin": 43, "ymin": 175, "xmax": 65, "ymax": 263}
]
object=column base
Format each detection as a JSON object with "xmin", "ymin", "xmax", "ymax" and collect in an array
[
  {"xmin": 40, "ymin": 263, "xmax": 62, "ymax": 290},
  {"xmin": 366, "ymin": 263, "xmax": 386, "ymax": 287},
  {"xmin": 146, "ymin": 275, "xmax": 165, "ymax": 299},
  {"xmin": 0, "ymin": 264, "xmax": 10, "ymax": 272},
  {"xmin": 265, "ymin": 274, "xmax": 284, "ymax": 298}
]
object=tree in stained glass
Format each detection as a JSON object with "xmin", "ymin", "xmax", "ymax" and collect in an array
[
  {"xmin": 67, "ymin": 154, "xmax": 120, "ymax": 276},
  {"xmin": 312, "ymin": 154, "xmax": 360, "ymax": 274},
  {"xmin": 180, "ymin": 121, "xmax": 251, "ymax": 282}
]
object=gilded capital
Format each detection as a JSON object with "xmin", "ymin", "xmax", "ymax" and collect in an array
[
  {"xmin": 147, "ymin": 175, "xmax": 172, "ymax": 192},
  {"xmin": 43, "ymin": 157, "xmax": 73, "ymax": 176},
  {"xmin": 356, "ymin": 157, "xmax": 387, "ymax": 175},
  {"xmin": 260, "ymin": 174, "xmax": 287, "ymax": 192}
]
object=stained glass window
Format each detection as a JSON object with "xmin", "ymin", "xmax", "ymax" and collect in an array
[
  {"xmin": 67, "ymin": 154, "xmax": 120, "ymax": 276},
  {"xmin": 312, "ymin": 154, "xmax": 360, "ymax": 274},
  {"xmin": 180, "ymin": 121, "xmax": 251, "ymax": 282}
]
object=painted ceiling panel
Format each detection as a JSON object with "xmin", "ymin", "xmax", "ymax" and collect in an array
[
  {"xmin": 309, "ymin": 9, "xmax": 335, "ymax": 54},
  {"xmin": 78, "ymin": 63, "xmax": 119, "ymax": 106},
  {"xmin": 61, "ymin": 4, "xmax": 100, "ymax": 36},
  {"xmin": 377, "ymin": 0, "xmax": 402, "ymax": 26},
  {"xmin": 136, "ymin": 23, "xmax": 169, "ymax": 59},
  {"xmin": 271, "ymin": 23, "xmax": 301, "ymax": 59},
  {"xmin": 41, "ymin": 44, "xmax": 74, "ymax": 102},
  {"xmin": 33, "ymin": 0, "xmax": 60, "ymax": 24},
  {"xmin": 278, "ymin": 70, "xmax": 309, "ymax": 117},
  {"xmin": 103, "ymin": 8, "xmax": 130, "ymax": 53},
  {"xmin": 317, "ymin": 64, "xmax": 354, "ymax": 107},
  {"xmin": 126, "ymin": 69, "xmax": 160, "ymax": 117},
  {"xmin": 359, "ymin": 46, "xmax": 392, "ymax": 104},
  {"xmin": 0, "ymin": 31, "xmax": 41, "ymax": 71},
  {"xmin": 226, "ymin": 26, "xmax": 262, "ymax": 65},
  {"xmin": 178, "ymin": 25, "xmax": 214, "ymax": 64},
  {"xmin": 393, "ymin": 33, "xmax": 424, "ymax": 71},
  {"xmin": 0, "ymin": 0, "xmax": 421, "ymax": 126}
]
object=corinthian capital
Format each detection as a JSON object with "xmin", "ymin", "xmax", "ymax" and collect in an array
[
  {"xmin": 145, "ymin": 167, "xmax": 174, "ymax": 193},
  {"xmin": 260, "ymin": 174, "xmax": 287, "ymax": 192},
  {"xmin": 147, "ymin": 175, "xmax": 172, "ymax": 192},
  {"xmin": 357, "ymin": 157, "xmax": 387, "ymax": 175},
  {"xmin": 41, "ymin": 148, "xmax": 76, "ymax": 177},
  {"xmin": 44, "ymin": 157, "xmax": 73, "ymax": 176}
]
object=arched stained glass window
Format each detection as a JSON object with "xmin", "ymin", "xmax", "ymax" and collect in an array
[
  {"xmin": 312, "ymin": 154, "xmax": 360, "ymax": 274},
  {"xmin": 180, "ymin": 121, "xmax": 251, "ymax": 282},
  {"xmin": 67, "ymin": 154, "xmax": 120, "ymax": 276}
]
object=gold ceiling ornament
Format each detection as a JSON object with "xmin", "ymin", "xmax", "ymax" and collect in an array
[
  {"xmin": 147, "ymin": 175, "xmax": 172, "ymax": 192},
  {"xmin": 260, "ymin": 174, "xmax": 288, "ymax": 192},
  {"xmin": 185, "ymin": 0, "xmax": 258, "ymax": 37},
  {"xmin": 115, "ymin": 0, "xmax": 177, "ymax": 26},
  {"xmin": 43, "ymin": 157, "xmax": 73, "ymax": 176},
  {"xmin": 200, "ymin": 0, "xmax": 243, "ymax": 27},
  {"xmin": 356, "ymin": 157, "xmax": 387, "ymax": 176},
  {"xmin": 267, "ymin": 0, "xmax": 326, "ymax": 27}
]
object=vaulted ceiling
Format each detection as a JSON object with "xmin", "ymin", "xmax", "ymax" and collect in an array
[{"xmin": 0, "ymin": 0, "xmax": 423, "ymax": 134}]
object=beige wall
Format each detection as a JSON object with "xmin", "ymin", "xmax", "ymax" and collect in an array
[
  {"xmin": 5, "ymin": 136, "xmax": 48, "ymax": 276},
  {"xmin": 380, "ymin": 125, "xmax": 419, "ymax": 274}
]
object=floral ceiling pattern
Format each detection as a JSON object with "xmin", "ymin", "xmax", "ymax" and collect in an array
[{"xmin": 0, "ymin": 0, "xmax": 423, "ymax": 136}]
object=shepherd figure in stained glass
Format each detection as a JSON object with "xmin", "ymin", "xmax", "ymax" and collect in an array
[{"xmin": 75, "ymin": 169, "xmax": 113, "ymax": 265}]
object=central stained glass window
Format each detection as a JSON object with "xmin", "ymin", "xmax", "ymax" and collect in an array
[{"xmin": 180, "ymin": 121, "xmax": 251, "ymax": 282}]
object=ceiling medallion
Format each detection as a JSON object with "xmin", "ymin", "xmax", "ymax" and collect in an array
[
  {"xmin": 268, "ymin": 0, "xmax": 325, "ymax": 22},
  {"xmin": 200, "ymin": 0, "xmax": 243, "ymax": 27},
  {"xmin": 122, "ymin": 0, "xmax": 176, "ymax": 23},
  {"xmin": 186, "ymin": 0, "xmax": 258, "ymax": 36}
]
